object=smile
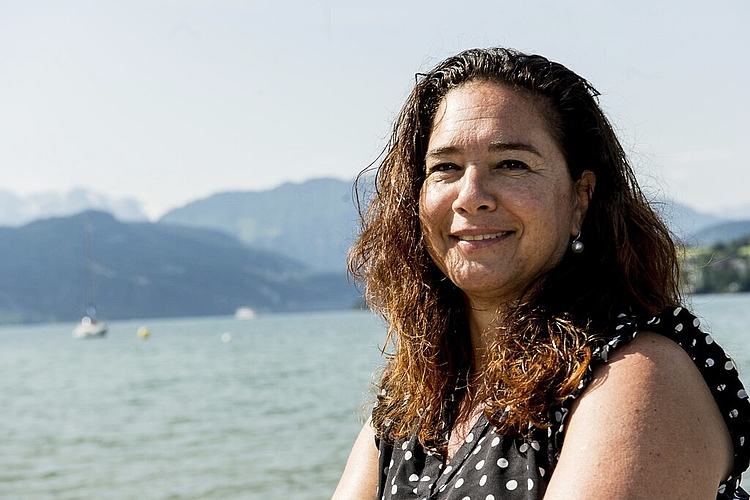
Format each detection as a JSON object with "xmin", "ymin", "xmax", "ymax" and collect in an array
[{"xmin": 457, "ymin": 231, "xmax": 510, "ymax": 241}]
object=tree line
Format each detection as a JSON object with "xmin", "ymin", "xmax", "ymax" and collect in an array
[{"xmin": 682, "ymin": 236, "xmax": 750, "ymax": 294}]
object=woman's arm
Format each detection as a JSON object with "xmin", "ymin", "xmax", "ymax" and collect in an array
[
  {"xmin": 544, "ymin": 331, "xmax": 733, "ymax": 500},
  {"xmin": 331, "ymin": 417, "xmax": 379, "ymax": 500}
]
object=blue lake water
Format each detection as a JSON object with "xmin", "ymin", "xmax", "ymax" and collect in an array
[{"xmin": 0, "ymin": 294, "xmax": 748, "ymax": 499}]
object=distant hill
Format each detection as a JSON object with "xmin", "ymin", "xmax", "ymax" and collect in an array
[
  {"xmin": 0, "ymin": 188, "xmax": 148, "ymax": 226},
  {"xmin": 692, "ymin": 221, "xmax": 750, "ymax": 247},
  {"xmin": 160, "ymin": 178, "xmax": 360, "ymax": 273},
  {"xmin": 159, "ymin": 183, "xmax": 748, "ymax": 269},
  {"xmin": 652, "ymin": 198, "xmax": 727, "ymax": 245},
  {"xmin": 0, "ymin": 211, "xmax": 360, "ymax": 324}
]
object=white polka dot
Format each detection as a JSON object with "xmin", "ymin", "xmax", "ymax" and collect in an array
[
  {"xmin": 726, "ymin": 360, "xmax": 736, "ymax": 371},
  {"xmin": 472, "ymin": 445, "xmax": 482, "ymax": 455},
  {"xmin": 413, "ymin": 487, "xmax": 418, "ymax": 494},
  {"xmin": 539, "ymin": 467, "xmax": 546, "ymax": 477},
  {"xmin": 444, "ymin": 466, "xmax": 453, "ymax": 474},
  {"xmin": 519, "ymin": 443, "xmax": 529, "ymax": 453},
  {"xmin": 461, "ymin": 497, "xmax": 470, "ymax": 500},
  {"xmin": 705, "ymin": 334, "xmax": 714, "ymax": 345},
  {"xmin": 486, "ymin": 496, "xmax": 495, "ymax": 500},
  {"xmin": 506, "ymin": 479, "xmax": 518, "ymax": 490},
  {"xmin": 479, "ymin": 474, "xmax": 487, "ymax": 486},
  {"xmin": 404, "ymin": 450, "xmax": 413, "ymax": 460},
  {"xmin": 409, "ymin": 474, "xmax": 419, "ymax": 482},
  {"xmin": 528, "ymin": 478, "xmax": 534, "ymax": 490},
  {"xmin": 729, "ymin": 409, "xmax": 739, "ymax": 418},
  {"xmin": 391, "ymin": 484, "xmax": 398, "ymax": 494},
  {"xmin": 674, "ymin": 307, "xmax": 682, "ymax": 316},
  {"xmin": 554, "ymin": 410, "xmax": 563, "ymax": 422},
  {"xmin": 475, "ymin": 460, "xmax": 486, "ymax": 470},
  {"xmin": 740, "ymin": 436, "xmax": 745, "ymax": 447},
  {"xmin": 531, "ymin": 440, "xmax": 540, "ymax": 451},
  {"xmin": 674, "ymin": 323, "xmax": 683, "ymax": 332},
  {"xmin": 455, "ymin": 478, "xmax": 465, "ymax": 488},
  {"xmin": 706, "ymin": 358, "xmax": 715, "ymax": 367},
  {"xmin": 421, "ymin": 476, "xmax": 431, "ymax": 482},
  {"xmin": 491, "ymin": 436, "xmax": 500, "ymax": 447},
  {"xmin": 718, "ymin": 383, "xmax": 727, "ymax": 391},
  {"xmin": 401, "ymin": 441, "xmax": 409, "ymax": 450},
  {"xmin": 439, "ymin": 484, "xmax": 447, "ymax": 492},
  {"xmin": 389, "ymin": 459, "xmax": 394, "ymax": 469},
  {"xmin": 466, "ymin": 432, "xmax": 475, "ymax": 443},
  {"xmin": 497, "ymin": 458, "xmax": 509, "ymax": 468},
  {"xmin": 694, "ymin": 318, "xmax": 701, "ymax": 327},
  {"xmin": 739, "ymin": 389, "xmax": 748, "ymax": 399}
]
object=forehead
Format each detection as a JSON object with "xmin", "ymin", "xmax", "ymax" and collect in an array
[{"xmin": 428, "ymin": 81, "xmax": 559, "ymax": 146}]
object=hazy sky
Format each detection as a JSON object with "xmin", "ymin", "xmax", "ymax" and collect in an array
[{"xmin": 1, "ymin": 1, "xmax": 747, "ymax": 219}]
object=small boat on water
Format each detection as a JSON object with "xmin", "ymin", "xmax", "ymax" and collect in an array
[
  {"xmin": 234, "ymin": 307, "xmax": 257, "ymax": 320},
  {"xmin": 72, "ymin": 311, "xmax": 108, "ymax": 339},
  {"xmin": 73, "ymin": 214, "xmax": 107, "ymax": 339}
]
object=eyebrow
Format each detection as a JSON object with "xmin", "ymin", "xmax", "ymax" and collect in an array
[{"xmin": 425, "ymin": 141, "xmax": 543, "ymax": 159}]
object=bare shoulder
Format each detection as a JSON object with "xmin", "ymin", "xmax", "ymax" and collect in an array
[
  {"xmin": 331, "ymin": 417, "xmax": 379, "ymax": 500},
  {"xmin": 543, "ymin": 331, "xmax": 733, "ymax": 500}
]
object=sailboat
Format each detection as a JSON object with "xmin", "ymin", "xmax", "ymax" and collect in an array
[{"xmin": 72, "ymin": 215, "xmax": 108, "ymax": 339}]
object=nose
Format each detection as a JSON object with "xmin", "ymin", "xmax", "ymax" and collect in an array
[{"xmin": 452, "ymin": 166, "xmax": 496, "ymax": 214}]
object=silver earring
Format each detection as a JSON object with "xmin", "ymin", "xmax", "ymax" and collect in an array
[{"xmin": 571, "ymin": 232, "xmax": 584, "ymax": 254}]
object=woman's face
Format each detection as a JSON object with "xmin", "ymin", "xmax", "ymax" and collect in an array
[{"xmin": 419, "ymin": 81, "xmax": 595, "ymax": 309}]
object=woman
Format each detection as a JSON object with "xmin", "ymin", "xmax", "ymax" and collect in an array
[{"xmin": 333, "ymin": 48, "xmax": 750, "ymax": 499}]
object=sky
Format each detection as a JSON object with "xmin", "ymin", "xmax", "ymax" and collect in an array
[{"xmin": 1, "ymin": 0, "xmax": 748, "ymax": 219}]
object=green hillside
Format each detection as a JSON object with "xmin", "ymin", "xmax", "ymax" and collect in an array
[{"xmin": 682, "ymin": 237, "xmax": 750, "ymax": 294}]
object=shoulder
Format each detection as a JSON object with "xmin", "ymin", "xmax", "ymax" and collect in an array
[
  {"xmin": 544, "ymin": 330, "xmax": 733, "ymax": 499},
  {"xmin": 332, "ymin": 418, "xmax": 379, "ymax": 500}
]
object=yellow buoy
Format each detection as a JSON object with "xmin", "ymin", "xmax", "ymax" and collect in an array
[{"xmin": 137, "ymin": 326, "xmax": 150, "ymax": 339}]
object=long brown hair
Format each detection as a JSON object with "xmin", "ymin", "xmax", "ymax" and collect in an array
[{"xmin": 348, "ymin": 48, "xmax": 680, "ymax": 446}]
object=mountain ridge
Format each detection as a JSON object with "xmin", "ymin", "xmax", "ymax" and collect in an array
[
  {"xmin": 159, "ymin": 178, "xmax": 360, "ymax": 273},
  {"xmin": 0, "ymin": 210, "xmax": 360, "ymax": 324}
]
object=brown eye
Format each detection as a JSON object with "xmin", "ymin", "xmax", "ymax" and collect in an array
[
  {"xmin": 496, "ymin": 160, "xmax": 529, "ymax": 170},
  {"xmin": 426, "ymin": 162, "xmax": 461, "ymax": 175}
]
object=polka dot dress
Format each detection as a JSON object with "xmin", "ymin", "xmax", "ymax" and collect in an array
[{"xmin": 375, "ymin": 307, "xmax": 750, "ymax": 499}]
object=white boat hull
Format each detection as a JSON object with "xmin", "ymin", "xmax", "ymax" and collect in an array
[{"xmin": 72, "ymin": 316, "xmax": 108, "ymax": 339}]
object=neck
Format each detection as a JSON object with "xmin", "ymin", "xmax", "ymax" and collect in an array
[{"xmin": 466, "ymin": 298, "xmax": 510, "ymax": 369}]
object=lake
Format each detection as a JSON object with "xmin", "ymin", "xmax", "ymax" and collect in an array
[{"xmin": 0, "ymin": 293, "xmax": 748, "ymax": 499}]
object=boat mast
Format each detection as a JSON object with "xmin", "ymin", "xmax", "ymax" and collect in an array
[{"xmin": 83, "ymin": 215, "xmax": 98, "ymax": 319}]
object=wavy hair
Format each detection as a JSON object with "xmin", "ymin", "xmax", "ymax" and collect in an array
[{"xmin": 348, "ymin": 48, "xmax": 680, "ymax": 446}]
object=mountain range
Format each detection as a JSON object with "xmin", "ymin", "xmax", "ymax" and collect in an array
[
  {"xmin": 159, "ymin": 178, "xmax": 360, "ymax": 273},
  {"xmin": 0, "ymin": 210, "xmax": 360, "ymax": 324},
  {"xmin": 0, "ymin": 188, "xmax": 147, "ymax": 226},
  {"xmin": 3, "ymin": 178, "xmax": 750, "ymax": 324},
  {"xmin": 4, "ymin": 180, "xmax": 750, "ymax": 259}
]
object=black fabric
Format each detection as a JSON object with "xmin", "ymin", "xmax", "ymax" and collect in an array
[{"xmin": 376, "ymin": 306, "xmax": 750, "ymax": 499}]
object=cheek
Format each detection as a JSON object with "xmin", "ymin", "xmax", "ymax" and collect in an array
[
  {"xmin": 418, "ymin": 190, "xmax": 450, "ymax": 268},
  {"xmin": 418, "ymin": 186, "xmax": 446, "ymax": 237}
]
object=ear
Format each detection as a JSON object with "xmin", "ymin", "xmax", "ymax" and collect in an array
[{"xmin": 571, "ymin": 170, "xmax": 596, "ymax": 236}]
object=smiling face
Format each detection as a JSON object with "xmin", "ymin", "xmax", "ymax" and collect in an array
[{"xmin": 419, "ymin": 81, "xmax": 595, "ymax": 311}]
